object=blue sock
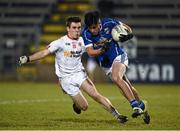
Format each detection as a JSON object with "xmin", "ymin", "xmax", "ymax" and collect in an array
[
  {"xmin": 130, "ymin": 99, "xmax": 139, "ymax": 109},
  {"xmin": 139, "ymin": 100, "xmax": 145, "ymax": 111}
]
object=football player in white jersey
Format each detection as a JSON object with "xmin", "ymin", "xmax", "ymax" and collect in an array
[{"xmin": 18, "ymin": 16, "xmax": 128, "ymax": 123}]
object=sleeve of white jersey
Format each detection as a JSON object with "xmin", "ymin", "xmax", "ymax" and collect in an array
[{"xmin": 48, "ymin": 39, "xmax": 63, "ymax": 53}]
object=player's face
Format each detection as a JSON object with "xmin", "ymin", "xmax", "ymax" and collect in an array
[
  {"xmin": 67, "ymin": 22, "xmax": 81, "ymax": 40},
  {"xmin": 88, "ymin": 23, "xmax": 101, "ymax": 36}
]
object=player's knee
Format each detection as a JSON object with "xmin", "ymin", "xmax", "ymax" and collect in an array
[
  {"xmin": 112, "ymin": 75, "xmax": 123, "ymax": 83},
  {"xmin": 112, "ymin": 75, "xmax": 118, "ymax": 83},
  {"xmin": 80, "ymin": 103, "xmax": 88, "ymax": 111}
]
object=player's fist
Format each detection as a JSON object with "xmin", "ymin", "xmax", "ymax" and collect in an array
[
  {"xmin": 119, "ymin": 33, "xmax": 133, "ymax": 42},
  {"xmin": 101, "ymin": 42, "xmax": 111, "ymax": 53},
  {"xmin": 19, "ymin": 55, "xmax": 29, "ymax": 66}
]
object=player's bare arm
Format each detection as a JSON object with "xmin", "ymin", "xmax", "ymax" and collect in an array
[
  {"xmin": 86, "ymin": 42, "xmax": 110, "ymax": 57},
  {"xmin": 19, "ymin": 48, "xmax": 50, "ymax": 65},
  {"xmin": 86, "ymin": 39, "xmax": 112, "ymax": 57},
  {"xmin": 29, "ymin": 49, "xmax": 50, "ymax": 62},
  {"xmin": 86, "ymin": 46, "xmax": 102, "ymax": 57}
]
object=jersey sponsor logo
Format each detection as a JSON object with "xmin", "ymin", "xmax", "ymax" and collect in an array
[
  {"xmin": 70, "ymin": 50, "xmax": 82, "ymax": 57},
  {"xmin": 65, "ymin": 43, "xmax": 71, "ymax": 46},
  {"xmin": 63, "ymin": 50, "xmax": 82, "ymax": 58},
  {"xmin": 64, "ymin": 51, "xmax": 71, "ymax": 57}
]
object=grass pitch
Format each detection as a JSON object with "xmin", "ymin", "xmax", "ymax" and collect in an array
[{"xmin": 0, "ymin": 82, "xmax": 180, "ymax": 130}]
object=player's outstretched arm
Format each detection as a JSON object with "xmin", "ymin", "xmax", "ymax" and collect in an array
[{"xmin": 19, "ymin": 49, "xmax": 51, "ymax": 66}]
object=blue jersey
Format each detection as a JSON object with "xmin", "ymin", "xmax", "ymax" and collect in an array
[{"xmin": 82, "ymin": 18, "xmax": 125, "ymax": 68}]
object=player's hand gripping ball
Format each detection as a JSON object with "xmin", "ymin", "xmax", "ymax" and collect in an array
[{"xmin": 111, "ymin": 24, "xmax": 133, "ymax": 42}]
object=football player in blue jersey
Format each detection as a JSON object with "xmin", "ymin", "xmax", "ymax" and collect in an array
[{"xmin": 82, "ymin": 10, "xmax": 150, "ymax": 124}]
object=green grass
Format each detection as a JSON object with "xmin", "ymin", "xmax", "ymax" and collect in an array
[{"xmin": 0, "ymin": 82, "xmax": 180, "ymax": 130}]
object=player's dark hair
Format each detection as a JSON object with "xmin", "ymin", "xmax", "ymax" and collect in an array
[
  {"xmin": 66, "ymin": 16, "xmax": 81, "ymax": 27},
  {"xmin": 84, "ymin": 10, "xmax": 101, "ymax": 27}
]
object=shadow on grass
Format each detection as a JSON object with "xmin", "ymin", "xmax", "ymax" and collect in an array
[
  {"xmin": 0, "ymin": 118, "xmax": 146, "ymax": 130},
  {"xmin": 52, "ymin": 118, "xmax": 117, "ymax": 124}
]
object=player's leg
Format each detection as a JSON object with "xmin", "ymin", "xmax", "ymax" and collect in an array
[
  {"xmin": 112, "ymin": 62, "xmax": 135, "ymax": 101},
  {"xmin": 58, "ymin": 76, "xmax": 88, "ymax": 114},
  {"xmin": 123, "ymin": 75, "xmax": 140, "ymax": 101},
  {"xmin": 71, "ymin": 91, "xmax": 88, "ymax": 114},
  {"xmin": 81, "ymin": 78, "xmax": 128, "ymax": 123},
  {"xmin": 123, "ymin": 75, "xmax": 146, "ymax": 110},
  {"xmin": 111, "ymin": 62, "xmax": 143, "ymax": 117},
  {"xmin": 123, "ymin": 75, "xmax": 150, "ymax": 124}
]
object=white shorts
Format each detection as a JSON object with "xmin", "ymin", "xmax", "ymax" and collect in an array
[
  {"xmin": 58, "ymin": 71, "xmax": 88, "ymax": 96},
  {"xmin": 102, "ymin": 53, "xmax": 128, "ymax": 78}
]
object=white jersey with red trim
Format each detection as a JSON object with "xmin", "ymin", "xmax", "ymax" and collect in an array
[{"xmin": 48, "ymin": 35, "xmax": 85, "ymax": 78}]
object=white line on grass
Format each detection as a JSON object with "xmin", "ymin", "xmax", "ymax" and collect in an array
[
  {"xmin": 0, "ymin": 98, "xmax": 63, "ymax": 105},
  {"xmin": 0, "ymin": 97, "xmax": 119, "ymax": 105},
  {"xmin": 0, "ymin": 95, "xmax": 176, "ymax": 105}
]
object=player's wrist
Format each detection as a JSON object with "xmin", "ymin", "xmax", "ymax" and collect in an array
[
  {"xmin": 101, "ymin": 42, "xmax": 111, "ymax": 52},
  {"xmin": 100, "ymin": 48, "xmax": 105, "ymax": 53},
  {"xmin": 27, "ymin": 56, "xmax": 30, "ymax": 62},
  {"xmin": 99, "ymin": 48, "xmax": 105, "ymax": 55}
]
